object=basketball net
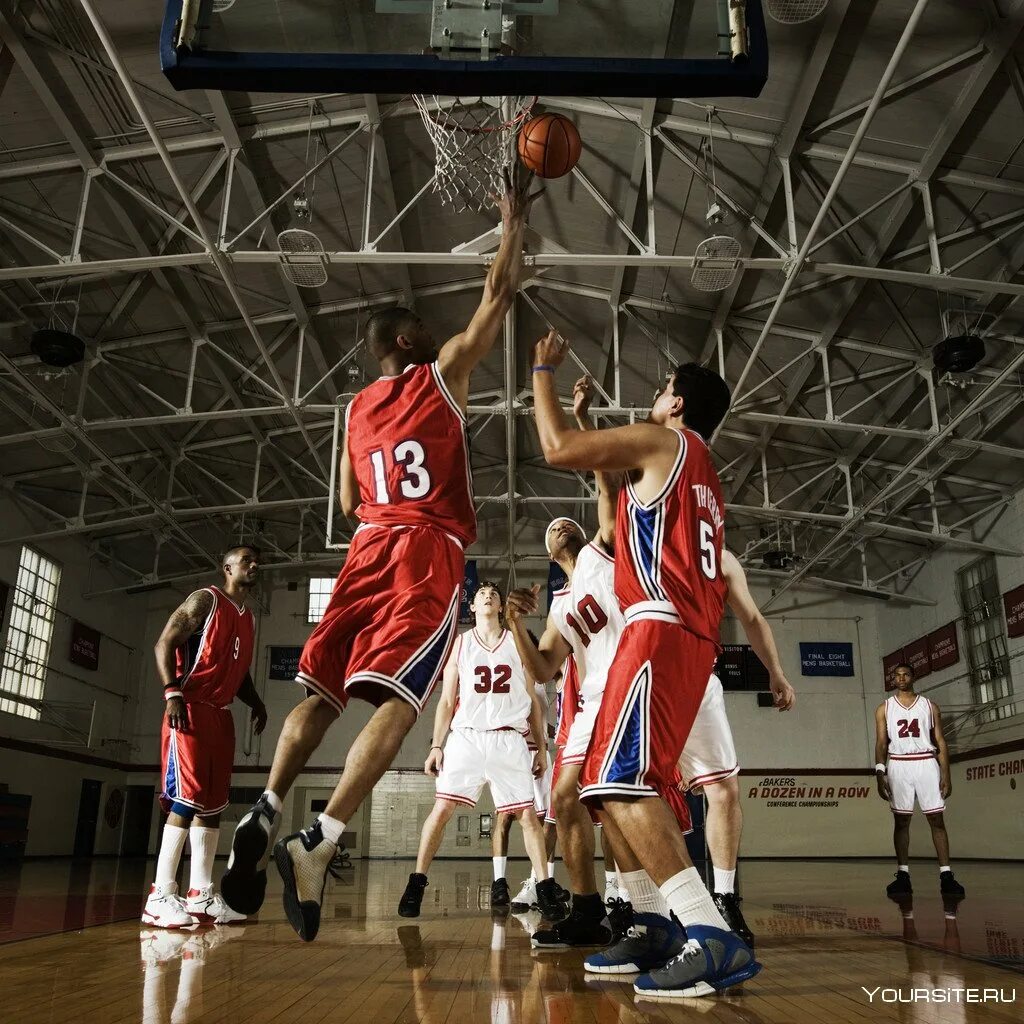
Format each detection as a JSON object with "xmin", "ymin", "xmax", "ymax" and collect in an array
[{"xmin": 414, "ymin": 96, "xmax": 534, "ymax": 214}]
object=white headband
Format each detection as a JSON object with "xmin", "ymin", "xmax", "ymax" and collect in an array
[{"xmin": 545, "ymin": 517, "xmax": 586, "ymax": 556}]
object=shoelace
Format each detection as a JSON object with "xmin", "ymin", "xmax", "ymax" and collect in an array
[{"xmin": 663, "ymin": 938, "xmax": 704, "ymax": 968}]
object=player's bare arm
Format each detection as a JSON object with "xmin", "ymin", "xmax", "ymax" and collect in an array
[
  {"xmin": 505, "ymin": 586, "xmax": 572, "ymax": 683},
  {"xmin": 236, "ymin": 673, "xmax": 268, "ymax": 735},
  {"xmin": 436, "ymin": 169, "xmax": 542, "ymax": 410},
  {"xmin": 339, "ymin": 428, "xmax": 359, "ymax": 517},
  {"xmin": 874, "ymin": 703, "xmax": 891, "ymax": 801},
  {"xmin": 531, "ymin": 333, "xmax": 679, "ymax": 495},
  {"xmin": 572, "ymin": 374, "xmax": 622, "ymax": 552},
  {"xmin": 722, "ymin": 550, "xmax": 795, "ymax": 711},
  {"xmin": 155, "ymin": 589, "xmax": 215, "ymax": 731},
  {"xmin": 932, "ymin": 703, "xmax": 952, "ymax": 798},
  {"xmin": 425, "ymin": 646, "xmax": 460, "ymax": 776},
  {"xmin": 526, "ymin": 682, "xmax": 548, "ymax": 778}
]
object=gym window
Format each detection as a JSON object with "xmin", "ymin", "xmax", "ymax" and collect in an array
[
  {"xmin": 956, "ymin": 555, "xmax": 1011, "ymax": 723},
  {"xmin": 307, "ymin": 577, "xmax": 335, "ymax": 624},
  {"xmin": 1, "ymin": 547, "xmax": 62, "ymax": 720}
]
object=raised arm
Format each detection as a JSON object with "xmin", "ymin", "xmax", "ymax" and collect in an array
[
  {"xmin": 722, "ymin": 550, "xmax": 794, "ymax": 711},
  {"xmin": 505, "ymin": 586, "xmax": 572, "ymax": 684},
  {"xmin": 436, "ymin": 171, "xmax": 541, "ymax": 410},
  {"xmin": 531, "ymin": 333, "xmax": 679, "ymax": 484},
  {"xmin": 425, "ymin": 643, "xmax": 461, "ymax": 776},
  {"xmin": 155, "ymin": 589, "xmax": 215, "ymax": 730},
  {"xmin": 573, "ymin": 375, "xmax": 621, "ymax": 551},
  {"xmin": 932, "ymin": 702, "xmax": 952, "ymax": 799},
  {"xmin": 874, "ymin": 703, "xmax": 891, "ymax": 801}
]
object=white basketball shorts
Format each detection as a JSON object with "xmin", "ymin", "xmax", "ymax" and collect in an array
[
  {"xmin": 435, "ymin": 727, "xmax": 536, "ymax": 813},
  {"xmin": 888, "ymin": 755, "xmax": 944, "ymax": 815},
  {"xmin": 678, "ymin": 674, "xmax": 740, "ymax": 789}
]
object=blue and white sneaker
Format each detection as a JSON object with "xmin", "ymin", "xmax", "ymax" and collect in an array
[
  {"xmin": 585, "ymin": 913, "xmax": 686, "ymax": 974},
  {"xmin": 633, "ymin": 925, "xmax": 761, "ymax": 999}
]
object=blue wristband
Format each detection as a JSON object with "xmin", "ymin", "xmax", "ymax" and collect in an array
[{"xmin": 532, "ymin": 365, "xmax": 555, "ymax": 373}]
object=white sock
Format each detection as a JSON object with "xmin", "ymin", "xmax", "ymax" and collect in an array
[
  {"xmin": 939, "ymin": 865, "xmax": 951, "ymax": 874},
  {"xmin": 154, "ymin": 824, "xmax": 189, "ymax": 888},
  {"xmin": 621, "ymin": 869, "xmax": 670, "ymax": 918},
  {"xmin": 188, "ymin": 826, "xmax": 219, "ymax": 891},
  {"xmin": 262, "ymin": 790, "xmax": 282, "ymax": 814},
  {"xmin": 547, "ymin": 861, "xmax": 555, "ymax": 877},
  {"xmin": 493, "ymin": 856, "xmax": 507, "ymax": 881},
  {"xmin": 604, "ymin": 873, "xmax": 619, "ymax": 902},
  {"xmin": 714, "ymin": 867, "xmax": 737, "ymax": 895},
  {"xmin": 898, "ymin": 864, "xmax": 910, "ymax": 873},
  {"xmin": 491, "ymin": 920, "xmax": 506, "ymax": 951},
  {"xmin": 172, "ymin": 950, "xmax": 203, "ymax": 1024},
  {"xmin": 317, "ymin": 813, "xmax": 345, "ymax": 846},
  {"xmin": 661, "ymin": 867, "xmax": 729, "ymax": 931}
]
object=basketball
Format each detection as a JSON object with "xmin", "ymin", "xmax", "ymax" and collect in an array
[{"xmin": 517, "ymin": 113, "xmax": 582, "ymax": 178}]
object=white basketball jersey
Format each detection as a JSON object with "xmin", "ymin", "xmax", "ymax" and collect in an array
[
  {"xmin": 451, "ymin": 629, "xmax": 531, "ymax": 732},
  {"xmin": 549, "ymin": 542, "xmax": 624, "ymax": 701},
  {"xmin": 885, "ymin": 694, "xmax": 937, "ymax": 756}
]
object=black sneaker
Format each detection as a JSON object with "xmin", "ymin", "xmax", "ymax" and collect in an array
[
  {"xmin": 939, "ymin": 871, "xmax": 965, "ymax": 897},
  {"xmin": 273, "ymin": 819, "xmax": 337, "ymax": 942},
  {"xmin": 532, "ymin": 908, "xmax": 613, "ymax": 950},
  {"xmin": 536, "ymin": 878, "xmax": 567, "ymax": 921},
  {"xmin": 713, "ymin": 892, "xmax": 754, "ymax": 948},
  {"xmin": 399, "ymin": 873, "xmax": 428, "ymax": 918},
  {"xmin": 886, "ymin": 870, "xmax": 913, "ymax": 896},
  {"xmin": 606, "ymin": 897, "xmax": 634, "ymax": 942},
  {"xmin": 491, "ymin": 877, "xmax": 511, "ymax": 907},
  {"xmin": 221, "ymin": 795, "xmax": 280, "ymax": 916},
  {"xmin": 554, "ymin": 881, "xmax": 571, "ymax": 903}
]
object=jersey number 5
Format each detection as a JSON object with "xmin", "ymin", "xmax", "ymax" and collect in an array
[
  {"xmin": 475, "ymin": 665, "xmax": 512, "ymax": 694},
  {"xmin": 369, "ymin": 441, "xmax": 431, "ymax": 503},
  {"xmin": 698, "ymin": 519, "xmax": 717, "ymax": 580},
  {"xmin": 896, "ymin": 719, "xmax": 921, "ymax": 738}
]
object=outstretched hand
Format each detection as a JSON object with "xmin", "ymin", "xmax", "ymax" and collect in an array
[
  {"xmin": 493, "ymin": 166, "xmax": 545, "ymax": 224},
  {"xmin": 505, "ymin": 585, "xmax": 541, "ymax": 623},
  {"xmin": 573, "ymin": 375, "xmax": 594, "ymax": 422},
  {"xmin": 531, "ymin": 330, "xmax": 569, "ymax": 370}
]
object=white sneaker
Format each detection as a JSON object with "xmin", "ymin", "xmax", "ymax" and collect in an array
[
  {"xmin": 140, "ymin": 928, "xmax": 189, "ymax": 965},
  {"xmin": 511, "ymin": 909, "xmax": 543, "ymax": 937},
  {"xmin": 141, "ymin": 884, "xmax": 197, "ymax": 929},
  {"xmin": 511, "ymin": 876, "xmax": 538, "ymax": 910},
  {"xmin": 185, "ymin": 885, "xmax": 247, "ymax": 925}
]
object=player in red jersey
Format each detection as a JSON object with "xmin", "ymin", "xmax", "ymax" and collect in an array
[
  {"xmin": 143, "ymin": 546, "xmax": 266, "ymax": 929},
  {"xmin": 531, "ymin": 331, "xmax": 759, "ymax": 999},
  {"xmin": 222, "ymin": 172, "xmax": 541, "ymax": 941}
]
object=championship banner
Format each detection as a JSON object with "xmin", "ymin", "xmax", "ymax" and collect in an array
[
  {"xmin": 928, "ymin": 621, "xmax": 959, "ymax": 670},
  {"xmin": 799, "ymin": 641, "xmax": 854, "ymax": 677},
  {"xmin": 268, "ymin": 646, "xmax": 303, "ymax": 681},
  {"xmin": 547, "ymin": 561, "xmax": 567, "ymax": 613},
  {"xmin": 69, "ymin": 620, "xmax": 101, "ymax": 671},
  {"xmin": 902, "ymin": 635, "xmax": 931, "ymax": 680},
  {"xmin": 459, "ymin": 560, "xmax": 479, "ymax": 624},
  {"xmin": 882, "ymin": 648, "xmax": 906, "ymax": 691},
  {"xmin": 1004, "ymin": 585, "xmax": 1024, "ymax": 639}
]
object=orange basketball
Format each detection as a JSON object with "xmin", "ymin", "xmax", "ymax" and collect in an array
[{"xmin": 517, "ymin": 113, "xmax": 582, "ymax": 179}]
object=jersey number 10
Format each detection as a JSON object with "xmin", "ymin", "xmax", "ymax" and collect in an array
[{"xmin": 565, "ymin": 595, "xmax": 609, "ymax": 648}]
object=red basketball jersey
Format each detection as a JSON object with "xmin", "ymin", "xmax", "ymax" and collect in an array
[
  {"xmin": 615, "ymin": 428, "xmax": 726, "ymax": 646},
  {"xmin": 554, "ymin": 653, "xmax": 582, "ymax": 747},
  {"xmin": 346, "ymin": 363, "xmax": 476, "ymax": 546},
  {"xmin": 174, "ymin": 586, "xmax": 255, "ymax": 706}
]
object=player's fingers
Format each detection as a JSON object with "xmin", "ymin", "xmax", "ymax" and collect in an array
[{"xmin": 530, "ymin": 583, "xmax": 541, "ymax": 597}]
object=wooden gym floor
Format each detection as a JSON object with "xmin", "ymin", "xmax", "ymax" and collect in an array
[{"xmin": 0, "ymin": 858, "xmax": 1020, "ymax": 1023}]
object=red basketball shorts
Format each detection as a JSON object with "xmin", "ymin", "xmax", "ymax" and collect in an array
[
  {"xmin": 160, "ymin": 702, "xmax": 234, "ymax": 816},
  {"xmin": 297, "ymin": 523, "xmax": 463, "ymax": 715},
  {"xmin": 580, "ymin": 613, "xmax": 718, "ymax": 802}
]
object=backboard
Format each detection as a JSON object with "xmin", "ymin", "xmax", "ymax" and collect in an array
[{"xmin": 162, "ymin": 0, "xmax": 769, "ymax": 98}]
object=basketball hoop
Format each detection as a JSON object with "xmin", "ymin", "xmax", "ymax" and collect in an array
[{"xmin": 413, "ymin": 96, "xmax": 536, "ymax": 214}]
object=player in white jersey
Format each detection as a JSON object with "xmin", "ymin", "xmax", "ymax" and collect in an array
[
  {"xmin": 875, "ymin": 663, "xmax": 964, "ymax": 898},
  {"xmin": 398, "ymin": 583, "xmax": 562, "ymax": 918},
  {"xmin": 505, "ymin": 377, "xmax": 624, "ymax": 947}
]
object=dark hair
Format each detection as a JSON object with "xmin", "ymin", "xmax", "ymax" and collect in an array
[
  {"xmin": 894, "ymin": 662, "xmax": 914, "ymax": 677},
  {"xmin": 671, "ymin": 363, "xmax": 731, "ymax": 441},
  {"xmin": 222, "ymin": 544, "xmax": 260, "ymax": 564},
  {"xmin": 365, "ymin": 307, "xmax": 420, "ymax": 360},
  {"xmin": 475, "ymin": 580, "xmax": 504, "ymax": 602}
]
